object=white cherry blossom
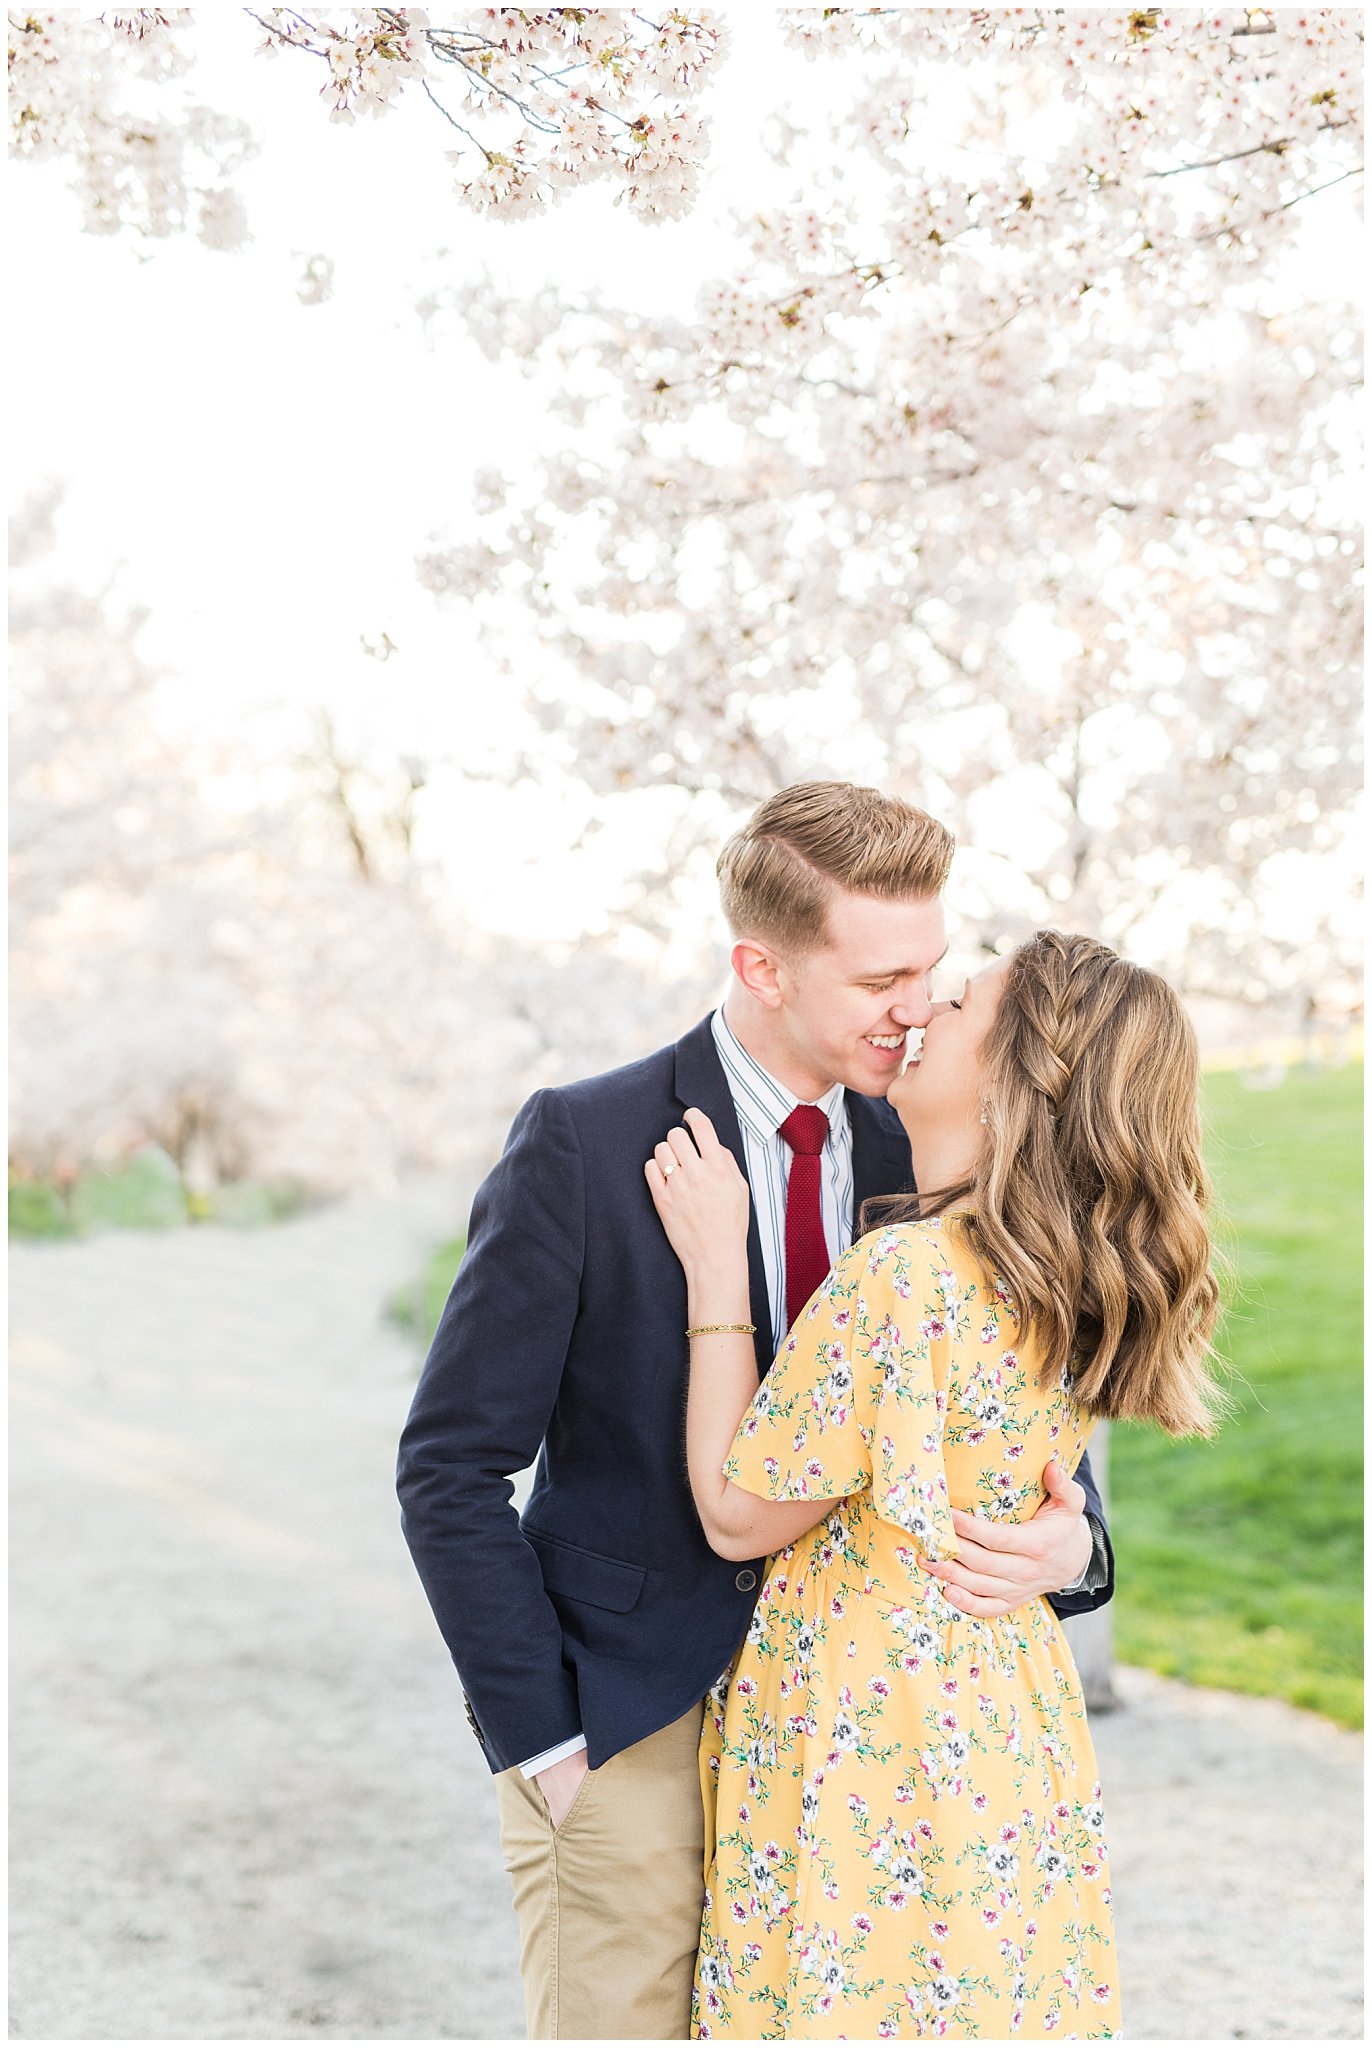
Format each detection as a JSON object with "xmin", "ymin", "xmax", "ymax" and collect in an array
[
  {"xmin": 10, "ymin": 9, "xmax": 728, "ymax": 235},
  {"xmin": 416, "ymin": 10, "xmax": 1362, "ymax": 1007},
  {"xmin": 9, "ymin": 10, "xmax": 255, "ymax": 247}
]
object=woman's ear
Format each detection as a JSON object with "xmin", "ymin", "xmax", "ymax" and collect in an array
[{"xmin": 730, "ymin": 937, "xmax": 785, "ymax": 1010}]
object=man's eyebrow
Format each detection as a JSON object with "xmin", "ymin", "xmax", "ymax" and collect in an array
[{"xmin": 850, "ymin": 943, "xmax": 951, "ymax": 980}]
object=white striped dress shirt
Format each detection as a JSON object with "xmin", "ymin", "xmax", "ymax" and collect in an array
[{"xmin": 710, "ymin": 1006, "xmax": 855, "ymax": 1353}]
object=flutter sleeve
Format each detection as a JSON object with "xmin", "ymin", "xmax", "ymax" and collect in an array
[{"xmin": 725, "ymin": 1225, "xmax": 959, "ymax": 1562}]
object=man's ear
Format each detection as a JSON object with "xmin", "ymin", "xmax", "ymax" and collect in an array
[{"xmin": 731, "ymin": 937, "xmax": 786, "ymax": 1010}]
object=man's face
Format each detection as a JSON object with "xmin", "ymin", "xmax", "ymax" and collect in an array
[{"xmin": 769, "ymin": 886, "xmax": 949, "ymax": 1099}]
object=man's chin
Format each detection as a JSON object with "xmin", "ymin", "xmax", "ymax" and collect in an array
[
  {"xmin": 843, "ymin": 1070, "xmax": 898, "ymax": 1100},
  {"xmin": 847, "ymin": 1040, "xmax": 908, "ymax": 1096}
]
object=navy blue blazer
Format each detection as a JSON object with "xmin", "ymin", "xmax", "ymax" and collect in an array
[{"xmin": 396, "ymin": 1014, "xmax": 1113, "ymax": 1774}]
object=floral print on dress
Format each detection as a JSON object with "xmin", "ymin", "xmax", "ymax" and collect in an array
[{"xmin": 696, "ymin": 1219, "xmax": 1121, "ymax": 2041}]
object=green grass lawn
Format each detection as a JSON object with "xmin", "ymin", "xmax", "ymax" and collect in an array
[{"xmin": 1110, "ymin": 1060, "xmax": 1363, "ymax": 1728}]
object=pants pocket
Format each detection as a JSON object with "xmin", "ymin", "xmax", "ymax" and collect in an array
[{"xmin": 548, "ymin": 1763, "xmax": 596, "ymax": 1836}]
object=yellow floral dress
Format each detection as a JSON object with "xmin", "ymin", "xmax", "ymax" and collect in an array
[{"xmin": 694, "ymin": 1218, "xmax": 1121, "ymax": 2041}]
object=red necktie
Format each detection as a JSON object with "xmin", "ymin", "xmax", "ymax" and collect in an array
[{"xmin": 780, "ymin": 1104, "xmax": 831, "ymax": 1330}]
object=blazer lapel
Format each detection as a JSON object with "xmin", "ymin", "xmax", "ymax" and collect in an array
[
  {"xmin": 847, "ymin": 1091, "xmax": 916, "ymax": 1241},
  {"xmin": 673, "ymin": 1015, "xmax": 774, "ymax": 1379}
]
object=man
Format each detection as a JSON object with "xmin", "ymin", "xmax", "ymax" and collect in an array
[{"xmin": 396, "ymin": 781, "xmax": 1113, "ymax": 2041}]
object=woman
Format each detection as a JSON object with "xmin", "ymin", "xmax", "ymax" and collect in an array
[{"xmin": 646, "ymin": 929, "xmax": 1222, "ymax": 2040}]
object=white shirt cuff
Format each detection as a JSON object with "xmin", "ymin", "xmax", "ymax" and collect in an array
[
  {"xmin": 518, "ymin": 1733, "xmax": 587, "ymax": 1779},
  {"xmin": 1062, "ymin": 1514, "xmax": 1107, "ymax": 1594}
]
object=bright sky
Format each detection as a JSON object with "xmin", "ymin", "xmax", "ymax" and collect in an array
[{"xmin": 8, "ymin": 13, "xmax": 1361, "ymax": 968}]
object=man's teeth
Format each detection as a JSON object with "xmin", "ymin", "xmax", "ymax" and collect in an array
[{"xmin": 867, "ymin": 1035, "xmax": 905, "ymax": 1049}]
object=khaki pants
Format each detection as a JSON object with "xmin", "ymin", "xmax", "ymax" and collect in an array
[{"xmin": 494, "ymin": 1704, "xmax": 706, "ymax": 2041}]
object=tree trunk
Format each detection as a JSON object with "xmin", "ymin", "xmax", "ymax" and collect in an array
[{"xmin": 1062, "ymin": 1420, "xmax": 1119, "ymax": 1713}]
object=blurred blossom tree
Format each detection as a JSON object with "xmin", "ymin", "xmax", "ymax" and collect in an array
[
  {"xmin": 413, "ymin": 9, "xmax": 1363, "ymax": 1007},
  {"xmin": 9, "ymin": 489, "xmax": 690, "ymax": 1194},
  {"xmin": 7, "ymin": 8, "xmax": 257, "ymax": 247},
  {"xmin": 9, "ymin": 483, "xmax": 247, "ymax": 1183},
  {"xmin": 8, "ymin": 7, "xmax": 727, "ymax": 242}
]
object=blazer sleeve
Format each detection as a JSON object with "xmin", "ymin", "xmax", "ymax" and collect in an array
[
  {"xmin": 1047, "ymin": 1440, "xmax": 1115, "ymax": 1619},
  {"xmin": 396, "ymin": 1087, "xmax": 585, "ymax": 1773}
]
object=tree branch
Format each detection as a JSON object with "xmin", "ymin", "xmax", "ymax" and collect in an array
[
  {"xmin": 1198, "ymin": 162, "xmax": 1364, "ymax": 241},
  {"xmin": 1146, "ymin": 117, "xmax": 1353, "ymax": 179},
  {"xmin": 421, "ymin": 78, "xmax": 491, "ymax": 160}
]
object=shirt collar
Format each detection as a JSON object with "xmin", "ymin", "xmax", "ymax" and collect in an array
[{"xmin": 711, "ymin": 1007, "xmax": 846, "ymax": 1147}]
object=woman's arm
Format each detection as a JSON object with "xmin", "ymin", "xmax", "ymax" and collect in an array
[{"xmin": 647, "ymin": 1108, "xmax": 844, "ymax": 1562}]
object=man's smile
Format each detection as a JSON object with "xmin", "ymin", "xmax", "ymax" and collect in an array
[{"xmin": 863, "ymin": 1032, "xmax": 907, "ymax": 1063}]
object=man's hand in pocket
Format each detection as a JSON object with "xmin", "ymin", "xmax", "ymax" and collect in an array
[{"xmin": 535, "ymin": 1749, "xmax": 590, "ymax": 1829}]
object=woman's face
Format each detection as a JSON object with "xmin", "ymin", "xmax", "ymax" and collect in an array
[{"xmin": 887, "ymin": 952, "xmax": 1011, "ymax": 1135}]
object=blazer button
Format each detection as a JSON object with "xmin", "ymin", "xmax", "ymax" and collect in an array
[{"xmin": 735, "ymin": 1568, "xmax": 758, "ymax": 1592}]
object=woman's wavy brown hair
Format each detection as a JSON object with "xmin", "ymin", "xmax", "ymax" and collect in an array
[{"xmin": 886, "ymin": 930, "xmax": 1225, "ymax": 1437}]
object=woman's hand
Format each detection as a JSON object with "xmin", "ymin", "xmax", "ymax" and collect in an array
[{"xmin": 644, "ymin": 1107, "xmax": 751, "ymax": 1285}]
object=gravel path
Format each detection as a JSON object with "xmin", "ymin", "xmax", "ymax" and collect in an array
[{"xmin": 8, "ymin": 1186, "xmax": 1363, "ymax": 2041}]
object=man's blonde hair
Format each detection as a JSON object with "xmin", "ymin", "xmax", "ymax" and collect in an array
[{"xmin": 716, "ymin": 781, "xmax": 955, "ymax": 953}]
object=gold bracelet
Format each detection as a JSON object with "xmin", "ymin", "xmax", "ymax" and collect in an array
[{"xmin": 685, "ymin": 1321, "xmax": 756, "ymax": 1339}]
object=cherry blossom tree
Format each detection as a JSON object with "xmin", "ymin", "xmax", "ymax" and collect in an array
[
  {"xmin": 9, "ymin": 490, "xmax": 698, "ymax": 1195},
  {"xmin": 8, "ymin": 7, "xmax": 727, "ymax": 240},
  {"xmin": 248, "ymin": 5, "xmax": 725, "ymax": 218},
  {"xmin": 416, "ymin": 10, "xmax": 1363, "ymax": 1010},
  {"xmin": 9, "ymin": 8, "xmax": 1363, "ymax": 1194},
  {"xmin": 10, "ymin": 484, "xmax": 253, "ymax": 1180},
  {"xmin": 8, "ymin": 9, "xmax": 256, "ymax": 246}
]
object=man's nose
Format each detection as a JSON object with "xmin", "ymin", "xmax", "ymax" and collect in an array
[{"xmin": 890, "ymin": 992, "xmax": 935, "ymax": 1029}]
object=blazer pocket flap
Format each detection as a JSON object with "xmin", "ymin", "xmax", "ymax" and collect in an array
[{"xmin": 526, "ymin": 1529, "xmax": 647, "ymax": 1613}]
